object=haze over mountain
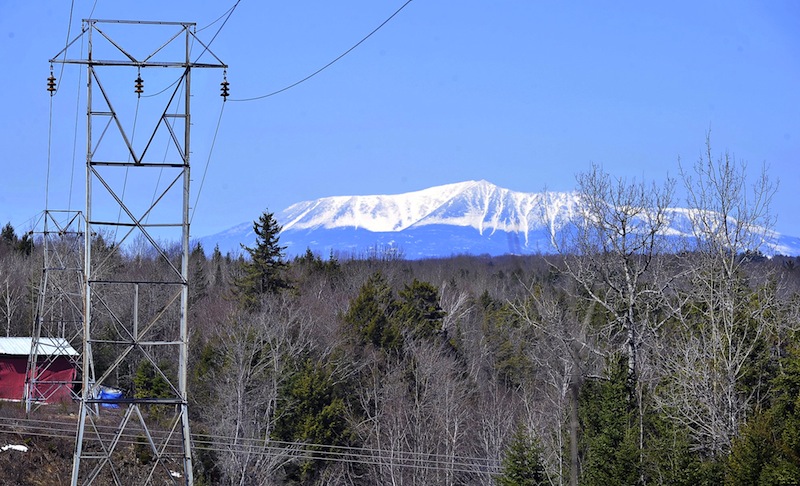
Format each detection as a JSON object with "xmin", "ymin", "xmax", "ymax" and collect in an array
[{"xmin": 200, "ymin": 181, "xmax": 800, "ymax": 259}]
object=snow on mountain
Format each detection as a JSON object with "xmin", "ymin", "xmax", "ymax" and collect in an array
[
  {"xmin": 199, "ymin": 181, "xmax": 800, "ymax": 259},
  {"xmin": 280, "ymin": 181, "xmax": 477, "ymax": 233},
  {"xmin": 281, "ymin": 180, "xmax": 583, "ymax": 236}
]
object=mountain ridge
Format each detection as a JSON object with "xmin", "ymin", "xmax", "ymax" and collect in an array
[{"xmin": 199, "ymin": 181, "xmax": 800, "ymax": 259}]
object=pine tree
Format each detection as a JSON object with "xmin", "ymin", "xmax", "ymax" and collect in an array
[{"xmin": 234, "ymin": 211, "xmax": 290, "ymax": 307}]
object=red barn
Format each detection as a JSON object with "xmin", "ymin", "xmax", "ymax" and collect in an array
[{"xmin": 0, "ymin": 337, "xmax": 79, "ymax": 403}]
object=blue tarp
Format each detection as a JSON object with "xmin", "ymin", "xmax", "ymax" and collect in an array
[{"xmin": 97, "ymin": 387, "xmax": 123, "ymax": 408}]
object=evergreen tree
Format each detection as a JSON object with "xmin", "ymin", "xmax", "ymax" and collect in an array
[
  {"xmin": 0, "ymin": 223, "xmax": 32, "ymax": 256},
  {"xmin": 16, "ymin": 232, "xmax": 33, "ymax": 256},
  {"xmin": 1, "ymin": 223, "xmax": 16, "ymax": 248},
  {"xmin": 272, "ymin": 359, "xmax": 353, "ymax": 482},
  {"xmin": 343, "ymin": 272, "xmax": 401, "ymax": 351},
  {"xmin": 579, "ymin": 357, "xmax": 640, "ymax": 486},
  {"xmin": 133, "ymin": 360, "xmax": 173, "ymax": 399},
  {"xmin": 211, "ymin": 244, "xmax": 225, "ymax": 288},
  {"xmin": 727, "ymin": 345, "xmax": 800, "ymax": 485},
  {"xmin": 189, "ymin": 242, "xmax": 208, "ymax": 305},
  {"xmin": 496, "ymin": 425, "xmax": 548, "ymax": 486},
  {"xmin": 234, "ymin": 211, "xmax": 290, "ymax": 307},
  {"xmin": 396, "ymin": 279, "xmax": 445, "ymax": 339}
]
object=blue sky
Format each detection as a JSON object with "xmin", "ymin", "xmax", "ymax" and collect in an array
[{"xmin": 1, "ymin": 1, "xmax": 798, "ymax": 239}]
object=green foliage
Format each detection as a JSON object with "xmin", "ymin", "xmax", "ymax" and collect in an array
[
  {"xmin": 579, "ymin": 357, "xmax": 640, "ymax": 486},
  {"xmin": 641, "ymin": 408, "xmax": 725, "ymax": 486},
  {"xmin": 343, "ymin": 272, "xmax": 402, "ymax": 352},
  {"xmin": 296, "ymin": 248, "xmax": 340, "ymax": 273},
  {"xmin": 0, "ymin": 223, "xmax": 15, "ymax": 244},
  {"xmin": 727, "ymin": 345, "xmax": 800, "ymax": 485},
  {"xmin": 235, "ymin": 211, "xmax": 290, "ymax": 307},
  {"xmin": 293, "ymin": 248, "xmax": 343, "ymax": 288},
  {"xmin": 479, "ymin": 291, "xmax": 533, "ymax": 387},
  {"xmin": 189, "ymin": 339, "xmax": 224, "ymax": 411},
  {"xmin": 133, "ymin": 360, "xmax": 173, "ymax": 399},
  {"xmin": 0, "ymin": 223, "xmax": 33, "ymax": 256},
  {"xmin": 496, "ymin": 425, "xmax": 548, "ymax": 486},
  {"xmin": 396, "ymin": 279, "xmax": 445, "ymax": 338},
  {"xmin": 189, "ymin": 242, "xmax": 208, "ymax": 305},
  {"xmin": 273, "ymin": 361, "xmax": 351, "ymax": 445},
  {"xmin": 273, "ymin": 359, "xmax": 353, "ymax": 482}
]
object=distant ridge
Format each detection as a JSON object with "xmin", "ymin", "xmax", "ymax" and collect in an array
[{"xmin": 199, "ymin": 181, "xmax": 800, "ymax": 259}]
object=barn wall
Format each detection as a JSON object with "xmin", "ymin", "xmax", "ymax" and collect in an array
[
  {"xmin": 0, "ymin": 356, "xmax": 76, "ymax": 403},
  {"xmin": 0, "ymin": 357, "xmax": 27, "ymax": 401}
]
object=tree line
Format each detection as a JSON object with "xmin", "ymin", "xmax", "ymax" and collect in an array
[{"xmin": 2, "ymin": 143, "xmax": 800, "ymax": 485}]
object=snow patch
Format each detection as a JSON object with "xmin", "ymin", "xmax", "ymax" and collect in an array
[{"xmin": 2, "ymin": 444, "xmax": 28, "ymax": 453}]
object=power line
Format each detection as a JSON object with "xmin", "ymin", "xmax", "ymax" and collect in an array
[
  {"xmin": 45, "ymin": 96, "xmax": 53, "ymax": 212},
  {"xmin": 230, "ymin": 0, "xmax": 414, "ymax": 102},
  {"xmin": 197, "ymin": 2, "xmax": 240, "ymax": 34},
  {"xmin": 0, "ymin": 415, "xmax": 500, "ymax": 475},
  {"xmin": 54, "ymin": 0, "xmax": 75, "ymax": 96},
  {"xmin": 193, "ymin": 0, "xmax": 242, "ymax": 64},
  {"xmin": 45, "ymin": 0, "xmax": 76, "ymax": 213},
  {"xmin": 191, "ymin": 102, "xmax": 226, "ymax": 226}
]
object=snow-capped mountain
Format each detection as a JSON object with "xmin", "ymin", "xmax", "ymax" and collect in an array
[{"xmin": 200, "ymin": 180, "xmax": 800, "ymax": 259}]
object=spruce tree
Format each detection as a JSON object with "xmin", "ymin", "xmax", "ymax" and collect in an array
[
  {"xmin": 234, "ymin": 211, "xmax": 289, "ymax": 307},
  {"xmin": 396, "ymin": 279, "xmax": 445, "ymax": 339},
  {"xmin": 343, "ymin": 272, "xmax": 401, "ymax": 351},
  {"xmin": 496, "ymin": 425, "xmax": 548, "ymax": 486},
  {"xmin": 728, "ymin": 345, "xmax": 800, "ymax": 485}
]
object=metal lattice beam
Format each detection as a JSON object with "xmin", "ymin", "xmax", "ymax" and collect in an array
[
  {"xmin": 50, "ymin": 19, "xmax": 226, "ymax": 486},
  {"xmin": 26, "ymin": 210, "xmax": 87, "ymax": 413}
]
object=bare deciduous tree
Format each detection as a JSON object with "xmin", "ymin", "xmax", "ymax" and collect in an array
[
  {"xmin": 561, "ymin": 164, "xmax": 675, "ymax": 389},
  {"xmin": 510, "ymin": 279, "xmax": 604, "ymax": 486},
  {"xmin": 656, "ymin": 139, "xmax": 779, "ymax": 456},
  {"xmin": 201, "ymin": 294, "xmax": 313, "ymax": 485}
]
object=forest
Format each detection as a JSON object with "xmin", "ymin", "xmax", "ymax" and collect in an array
[{"xmin": 1, "ymin": 149, "xmax": 800, "ymax": 486}]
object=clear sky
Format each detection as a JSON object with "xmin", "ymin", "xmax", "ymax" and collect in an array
[{"xmin": 1, "ymin": 1, "xmax": 798, "ymax": 239}]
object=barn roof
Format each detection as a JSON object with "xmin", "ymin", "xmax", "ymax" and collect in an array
[{"xmin": 0, "ymin": 337, "xmax": 79, "ymax": 357}]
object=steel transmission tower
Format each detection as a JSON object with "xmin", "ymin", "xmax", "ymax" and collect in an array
[
  {"xmin": 50, "ymin": 19, "xmax": 227, "ymax": 485},
  {"xmin": 25, "ymin": 210, "xmax": 86, "ymax": 413}
]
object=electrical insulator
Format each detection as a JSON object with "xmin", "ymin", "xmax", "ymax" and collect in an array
[
  {"xmin": 134, "ymin": 74, "xmax": 144, "ymax": 96},
  {"xmin": 220, "ymin": 78, "xmax": 230, "ymax": 100},
  {"xmin": 47, "ymin": 71, "xmax": 57, "ymax": 95}
]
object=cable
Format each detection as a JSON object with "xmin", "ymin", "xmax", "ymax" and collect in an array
[
  {"xmin": 0, "ymin": 415, "xmax": 500, "ymax": 474},
  {"xmin": 144, "ymin": 2, "xmax": 237, "ymax": 98},
  {"xmin": 54, "ymin": 0, "xmax": 75, "ymax": 96},
  {"xmin": 44, "ymin": 0, "xmax": 74, "ymax": 215},
  {"xmin": 141, "ymin": 78, "xmax": 181, "ymax": 99},
  {"xmin": 192, "ymin": 0, "xmax": 241, "ymax": 64},
  {"xmin": 45, "ymin": 96, "xmax": 54, "ymax": 212},
  {"xmin": 113, "ymin": 96, "xmax": 141, "ymax": 242},
  {"xmin": 230, "ymin": 0, "xmax": 414, "ymax": 102},
  {"xmin": 190, "ymin": 102, "xmax": 226, "ymax": 226},
  {"xmin": 197, "ymin": 3, "xmax": 239, "ymax": 33},
  {"xmin": 67, "ymin": 30, "xmax": 86, "ymax": 213}
]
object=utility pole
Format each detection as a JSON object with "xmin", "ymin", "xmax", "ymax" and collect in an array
[{"xmin": 50, "ymin": 19, "xmax": 227, "ymax": 485}]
